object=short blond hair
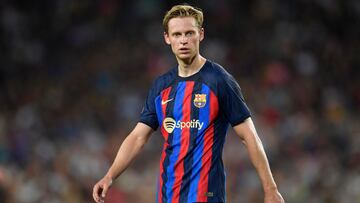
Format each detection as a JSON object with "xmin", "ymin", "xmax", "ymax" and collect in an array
[{"xmin": 162, "ymin": 4, "xmax": 204, "ymax": 33}]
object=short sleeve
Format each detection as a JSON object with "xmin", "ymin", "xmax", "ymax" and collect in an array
[
  {"xmin": 218, "ymin": 73, "xmax": 251, "ymax": 126},
  {"xmin": 139, "ymin": 83, "xmax": 159, "ymax": 130}
]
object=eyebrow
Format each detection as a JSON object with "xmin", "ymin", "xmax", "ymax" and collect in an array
[{"xmin": 170, "ymin": 29, "xmax": 196, "ymax": 35}]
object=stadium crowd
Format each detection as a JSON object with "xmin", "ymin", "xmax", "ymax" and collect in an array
[{"xmin": 0, "ymin": 0, "xmax": 359, "ymax": 202}]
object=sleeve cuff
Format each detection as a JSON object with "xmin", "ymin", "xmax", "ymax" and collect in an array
[
  {"xmin": 139, "ymin": 120, "xmax": 158, "ymax": 131},
  {"xmin": 230, "ymin": 114, "xmax": 251, "ymax": 127}
]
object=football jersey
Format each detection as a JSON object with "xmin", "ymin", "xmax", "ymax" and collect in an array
[{"xmin": 140, "ymin": 60, "xmax": 251, "ymax": 203}]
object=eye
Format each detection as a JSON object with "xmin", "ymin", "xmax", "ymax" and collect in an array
[
  {"xmin": 186, "ymin": 31, "xmax": 194, "ymax": 37},
  {"xmin": 173, "ymin": 33, "xmax": 181, "ymax": 37}
]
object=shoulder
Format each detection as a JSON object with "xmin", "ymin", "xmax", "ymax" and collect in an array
[
  {"xmin": 151, "ymin": 67, "xmax": 177, "ymax": 92},
  {"xmin": 201, "ymin": 60, "xmax": 237, "ymax": 87}
]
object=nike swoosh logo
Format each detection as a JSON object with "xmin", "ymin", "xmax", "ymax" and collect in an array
[{"xmin": 161, "ymin": 98, "xmax": 173, "ymax": 105}]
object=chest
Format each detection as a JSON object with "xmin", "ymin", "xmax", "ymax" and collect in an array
[{"xmin": 155, "ymin": 81, "xmax": 219, "ymax": 134}]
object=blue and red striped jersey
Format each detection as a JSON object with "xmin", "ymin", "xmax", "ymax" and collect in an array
[{"xmin": 140, "ymin": 60, "xmax": 251, "ymax": 203}]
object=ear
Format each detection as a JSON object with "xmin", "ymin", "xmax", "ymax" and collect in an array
[
  {"xmin": 164, "ymin": 32, "xmax": 171, "ymax": 45},
  {"xmin": 199, "ymin": 28, "xmax": 204, "ymax": 42}
]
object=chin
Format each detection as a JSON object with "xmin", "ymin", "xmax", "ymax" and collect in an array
[{"xmin": 177, "ymin": 53, "xmax": 194, "ymax": 61}]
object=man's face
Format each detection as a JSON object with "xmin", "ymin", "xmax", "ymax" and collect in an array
[{"xmin": 164, "ymin": 17, "xmax": 204, "ymax": 62}]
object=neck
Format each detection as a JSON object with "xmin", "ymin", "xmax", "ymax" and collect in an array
[{"xmin": 177, "ymin": 54, "xmax": 206, "ymax": 77}]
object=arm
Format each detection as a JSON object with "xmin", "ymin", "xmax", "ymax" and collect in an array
[
  {"xmin": 233, "ymin": 118, "xmax": 284, "ymax": 203},
  {"xmin": 92, "ymin": 122, "xmax": 154, "ymax": 203}
]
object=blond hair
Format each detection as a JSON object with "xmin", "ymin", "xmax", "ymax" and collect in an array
[{"xmin": 162, "ymin": 4, "xmax": 204, "ymax": 33}]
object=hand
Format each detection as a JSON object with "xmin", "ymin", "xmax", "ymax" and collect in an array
[
  {"xmin": 92, "ymin": 175, "xmax": 113, "ymax": 203},
  {"xmin": 264, "ymin": 190, "xmax": 285, "ymax": 203}
]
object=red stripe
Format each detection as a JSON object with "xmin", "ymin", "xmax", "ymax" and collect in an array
[
  {"xmin": 171, "ymin": 81, "xmax": 194, "ymax": 203},
  {"xmin": 160, "ymin": 87, "xmax": 172, "ymax": 141},
  {"xmin": 158, "ymin": 86, "xmax": 172, "ymax": 203},
  {"xmin": 196, "ymin": 91, "xmax": 219, "ymax": 202},
  {"xmin": 158, "ymin": 142, "xmax": 168, "ymax": 203}
]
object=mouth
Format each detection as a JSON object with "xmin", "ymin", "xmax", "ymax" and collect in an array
[{"xmin": 179, "ymin": 48, "xmax": 190, "ymax": 53}]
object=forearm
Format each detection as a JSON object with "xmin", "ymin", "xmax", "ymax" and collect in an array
[
  {"xmin": 234, "ymin": 119, "xmax": 278, "ymax": 193},
  {"xmin": 244, "ymin": 134, "xmax": 278, "ymax": 193},
  {"xmin": 105, "ymin": 125, "xmax": 151, "ymax": 180}
]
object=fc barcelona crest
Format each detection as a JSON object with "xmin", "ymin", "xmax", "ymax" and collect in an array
[{"xmin": 194, "ymin": 94, "xmax": 207, "ymax": 108}]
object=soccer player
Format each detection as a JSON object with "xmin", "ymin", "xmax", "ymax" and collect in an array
[{"xmin": 93, "ymin": 4, "xmax": 285, "ymax": 203}]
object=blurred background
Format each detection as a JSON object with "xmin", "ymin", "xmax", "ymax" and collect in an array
[{"xmin": 0, "ymin": 0, "xmax": 359, "ymax": 202}]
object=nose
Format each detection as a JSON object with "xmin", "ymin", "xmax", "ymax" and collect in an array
[{"xmin": 180, "ymin": 35, "xmax": 188, "ymax": 44}]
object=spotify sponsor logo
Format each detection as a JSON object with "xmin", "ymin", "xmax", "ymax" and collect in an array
[{"xmin": 163, "ymin": 117, "xmax": 204, "ymax": 133}]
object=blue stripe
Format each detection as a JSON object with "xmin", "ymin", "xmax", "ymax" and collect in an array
[
  {"xmin": 188, "ymin": 84, "xmax": 211, "ymax": 202},
  {"xmin": 155, "ymin": 95, "xmax": 162, "ymax": 203},
  {"xmin": 165, "ymin": 81, "xmax": 186, "ymax": 202},
  {"xmin": 155, "ymin": 95, "xmax": 163, "ymax": 127}
]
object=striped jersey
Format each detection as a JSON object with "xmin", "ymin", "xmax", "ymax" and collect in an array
[{"xmin": 140, "ymin": 60, "xmax": 251, "ymax": 203}]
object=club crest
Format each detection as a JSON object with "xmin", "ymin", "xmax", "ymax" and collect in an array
[{"xmin": 194, "ymin": 94, "xmax": 207, "ymax": 108}]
